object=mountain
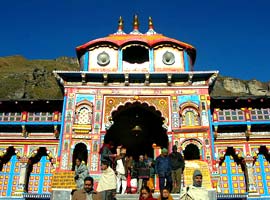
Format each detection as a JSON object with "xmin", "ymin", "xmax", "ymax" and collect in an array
[
  {"xmin": 0, "ymin": 55, "xmax": 79, "ymax": 100},
  {"xmin": 0, "ymin": 55, "xmax": 269, "ymax": 100}
]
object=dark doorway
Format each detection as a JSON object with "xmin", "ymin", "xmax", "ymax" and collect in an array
[
  {"xmin": 72, "ymin": 143, "xmax": 88, "ymax": 170},
  {"xmin": 183, "ymin": 143, "xmax": 200, "ymax": 160},
  {"xmin": 105, "ymin": 102, "xmax": 168, "ymax": 159}
]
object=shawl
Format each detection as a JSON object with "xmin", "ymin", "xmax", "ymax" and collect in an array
[{"xmin": 96, "ymin": 166, "xmax": 117, "ymax": 192}]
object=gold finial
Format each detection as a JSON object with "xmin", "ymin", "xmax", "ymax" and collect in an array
[
  {"xmin": 133, "ymin": 14, "xmax": 139, "ymax": 30},
  {"xmin": 118, "ymin": 16, "xmax": 123, "ymax": 30},
  {"xmin": 149, "ymin": 16, "xmax": 153, "ymax": 28},
  {"xmin": 146, "ymin": 16, "xmax": 156, "ymax": 35},
  {"xmin": 115, "ymin": 16, "xmax": 125, "ymax": 35}
]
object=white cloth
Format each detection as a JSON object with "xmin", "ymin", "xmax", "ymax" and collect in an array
[
  {"xmin": 97, "ymin": 166, "xmax": 117, "ymax": 192},
  {"xmin": 116, "ymin": 159, "xmax": 125, "ymax": 175},
  {"xmin": 116, "ymin": 174, "xmax": 127, "ymax": 194},
  {"xmin": 180, "ymin": 185, "xmax": 209, "ymax": 200},
  {"xmin": 116, "ymin": 159, "xmax": 127, "ymax": 194}
]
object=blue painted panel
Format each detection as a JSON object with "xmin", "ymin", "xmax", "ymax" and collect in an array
[
  {"xmin": 8, "ymin": 156, "xmax": 20, "ymax": 196},
  {"xmin": 83, "ymin": 52, "xmax": 89, "ymax": 71},
  {"xmin": 149, "ymin": 49, "xmax": 154, "ymax": 72},
  {"xmin": 58, "ymin": 94, "xmax": 67, "ymax": 157},
  {"xmin": 29, "ymin": 156, "xmax": 52, "ymax": 194},
  {"xmin": 226, "ymin": 156, "xmax": 233, "ymax": 193},
  {"xmin": 184, "ymin": 51, "xmax": 189, "ymax": 71},
  {"xmin": 76, "ymin": 94, "xmax": 95, "ymax": 103},
  {"xmin": 208, "ymin": 109, "xmax": 216, "ymax": 159},
  {"xmin": 254, "ymin": 154, "xmax": 270, "ymax": 196},
  {"xmin": 178, "ymin": 95, "xmax": 200, "ymax": 105},
  {"xmin": 118, "ymin": 49, "xmax": 122, "ymax": 72},
  {"xmin": 0, "ymin": 122, "xmax": 61, "ymax": 125}
]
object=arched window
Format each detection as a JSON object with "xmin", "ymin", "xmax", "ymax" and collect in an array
[
  {"xmin": 181, "ymin": 107, "xmax": 199, "ymax": 126},
  {"xmin": 74, "ymin": 100, "xmax": 93, "ymax": 125},
  {"xmin": 76, "ymin": 106, "xmax": 92, "ymax": 124}
]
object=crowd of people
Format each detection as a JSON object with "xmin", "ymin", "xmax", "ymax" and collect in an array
[{"xmin": 72, "ymin": 142, "xmax": 210, "ymax": 200}]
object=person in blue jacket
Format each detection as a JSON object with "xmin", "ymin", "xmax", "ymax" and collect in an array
[{"xmin": 155, "ymin": 148, "xmax": 172, "ymax": 193}]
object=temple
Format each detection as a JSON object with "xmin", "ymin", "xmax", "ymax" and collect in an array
[{"xmin": 0, "ymin": 15, "xmax": 269, "ymax": 200}]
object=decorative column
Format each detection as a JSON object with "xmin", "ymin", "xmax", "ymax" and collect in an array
[
  {"xmin": 211, "ymin": 160, "xmax": 221, "ymax": 192},
  {"xmin": 152, "ymin": 144, "xmax": 161, "ymax": 192},
  {"xmin": 244, "ymin": 155, "xmax": 259, "ymax": 196},
  {"xmin": 15, "ymin": 156, "xmax": 29, "ymax": 195}
]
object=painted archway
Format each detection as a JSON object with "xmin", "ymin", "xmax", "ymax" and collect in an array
[
  {"xmin": 105, "ymin": 101, "xmax": 168, "ymax": 159},
  {"xmin": 182, "ymin": 139, "xmax": 202, "ymax": 160}
]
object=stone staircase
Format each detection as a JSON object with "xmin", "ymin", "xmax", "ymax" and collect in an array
[{"xmin": 115, "ymin": 193, "xmax": 180, "ymax": 200}]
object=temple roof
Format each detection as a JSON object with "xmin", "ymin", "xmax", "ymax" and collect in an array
[
  {"xmin": 76, "ymin": 34, "xmax": 195, "ymax": 51},
  {"xmin": 76, "ymin": 15, "xmax": 196, "ymax": 63}
]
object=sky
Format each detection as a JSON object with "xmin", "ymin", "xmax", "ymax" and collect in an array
[{"xmin": 0, "ymin": 0, "xmax": 269, "ymax": 82}]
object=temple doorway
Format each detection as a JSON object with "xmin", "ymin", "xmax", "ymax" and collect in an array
[
  {"xmin": 105, "ymin": 102, "xmax": 168, "ymax": 160},
  {"xmin": 72, "ymin": 143, "xmax": 88, "ymax": 170},
  {"xmin": 183, "ymin": 143, "xmax": 200, "ymax": 160}
]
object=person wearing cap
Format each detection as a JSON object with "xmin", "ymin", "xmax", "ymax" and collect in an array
[
  {"xmin": 169, "ymin": 145, "xmax": 185, "ymax": 193},
  {"xmin": 179, "ymin": 169, "xmax": 209, "ymax": 200},
  {"xmin": 155, "ymin": 148, "xmax": 172, "ymax": 193}
]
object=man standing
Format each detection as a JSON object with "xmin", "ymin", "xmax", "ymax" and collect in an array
[
  {"xmin": 115, "ymin": 147, "xmax": 128, "ymax": 194},
  {"xmin": 97, "ymin": 160, "xmax": 117, "ymax": 200},
  {"xmin": 72, "ymin": 176, "xmax": 101, "ymax": 200},
  {"xmin": 136, "ymin": 155, "xmax": 148, "ymax": 193},
  {"xmin": 155, "ymin": 148, "xmax": 172, "ymax": 193},
  {"xmin": 169, "ymin": 145, "xmax": 185, "ymax": 193},
  {"xmin": 99, "ymin": 141, "xmax": 116, "ymax": 168},
  {"xmin": 180, "ymin": 169, "xmax": 209, "ymax": 200}
]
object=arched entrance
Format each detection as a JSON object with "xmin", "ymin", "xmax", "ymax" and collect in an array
[
  {"xmin": 105, "ymin": 102, "xmax": 168, "ymax": 159},
  {"xmin": 183, "ymin": 143, "xmax": 200, "ymax": 160},
  {"xmin": 72, "ymin": 143, "xmax": 88, "ymax": 170}
]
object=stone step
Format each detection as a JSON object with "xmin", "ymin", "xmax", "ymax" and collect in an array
[{"xmin": 115, "ymin": 193, "xmax": 180, "ymax": 200}]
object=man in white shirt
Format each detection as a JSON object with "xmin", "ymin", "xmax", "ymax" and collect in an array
[
  {"xmin": 180, "ymin": 169, "xmax": 209, "ymax": 200},
  {"xmin": 115, "ymin": 147, "xmax": 128, "ymax": 194}
]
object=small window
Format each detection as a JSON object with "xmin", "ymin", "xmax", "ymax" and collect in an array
[{"xmin": 122, "ymin": 45, "xmax": 149, "ymax": 64}]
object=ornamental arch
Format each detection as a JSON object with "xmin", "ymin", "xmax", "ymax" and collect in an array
[
  {"xmin": 72, "ymin": 142, "xmax": 88, "ymax": 170},
  {"xmin": 182, "ymin": 138, "xmax": 202, "ymax": 160},
  {"xmin": 104, "ymin": 101, "xmax": 168, "ymax": 159}
]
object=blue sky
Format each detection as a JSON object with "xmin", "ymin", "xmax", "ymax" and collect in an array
[{"xmin": 1, "ymin": 1, "xmax": 269, "ymax": 82}]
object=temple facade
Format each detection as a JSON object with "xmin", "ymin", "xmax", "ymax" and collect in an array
[{"xmin": 0, "ymin": 16, "xmax": 269, "ymax": 200}]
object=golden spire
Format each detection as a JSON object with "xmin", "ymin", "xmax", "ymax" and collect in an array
[
  {"xmin": 130, "ymin": 14, "xmax": 141, "ymax": 34},
  {"xmin": 118, "ymin": 16, "xmax": 123, "ymax": 31},
  {"xmin": 149, "ymin": 16, "xmax": 153, "ymax": 30},
  {"xmin": 146, "ymin": 16, "xmax": 156, "ymax": 35},
  {"xmin": 115, "ymin": 16, "xmax": 125, "ymax": 35},
  {"xmin": 133, "ymin": 14, "xmax": 139, "ymax": 31}
]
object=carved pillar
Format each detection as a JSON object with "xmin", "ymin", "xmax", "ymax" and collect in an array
[
  {"xmin": 152, "ymin": 144, "xmax": 161, "ymax": 192},
  {"xmin": 15, "ymin": 157, "xmax": 28, "ymax": 195},
  {"xmin": 211, "ymin": 160, "xmax": 221, "ymax": 192},
  {"xmin": 244, "ymin": 155, "xmax": 258, "ymax": 194}
]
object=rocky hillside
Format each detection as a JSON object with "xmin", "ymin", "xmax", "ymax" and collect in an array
[
  {"xmin": 0, "ymin": 55, "xmax": 79, "ymax": 100},
  {"xmin": 0, "ymin": 55, "xmax": 269, "ymax": 100},
  {"xmin": 211, "ymin": 76, "xmax": 270, "ymax": 97}
]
